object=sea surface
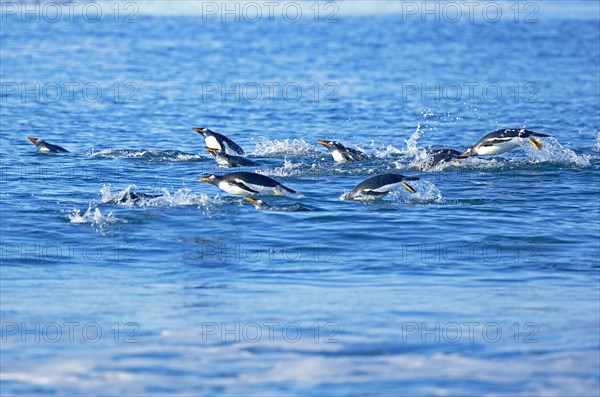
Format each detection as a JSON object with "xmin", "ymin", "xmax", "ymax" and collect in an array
[{"xmin": 1, "ymin": 1, "xmax": 599, "ymax": 396}]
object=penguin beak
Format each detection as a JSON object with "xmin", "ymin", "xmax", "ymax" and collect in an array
[
  {"xmin": 317, "ymin": 140, "xmax": 330, "ymax": 147},
  {"xmin": 197, "ymin": 177, "xmax": 210, "ymax": 183},
  {"xmin": 193, "ymin": 128, "xmax": 205, "ymax": 134},
  {"xmin": 402, "ymin": 182, "xmax": 416, "ymax": 194},
  {"xmin": 27, "ymin": 137, "xmax": 38, "ymax": 144},
  {"xmin": 245, "ymin": 197, "xmax": 258, "ymax": 204},
  {"xmin": 459, "ymin": 151, "xmax": 470, "ymax": 158},
  {"xmin": 205, "ymin": 147, "xmax": 217, "ymax": 154},
  {"xmin": 528, "ymin": 138, "xmax": 543, "ymax": 150}
]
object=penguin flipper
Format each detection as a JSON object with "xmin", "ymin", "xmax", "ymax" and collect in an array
[
  {"xmin": 231, "ymin": 181, "xmax": 259, "ymax": 194},
  {"xmin": 362, "ymin": 190, "xmax": 387, "ymax": 196},
  {"xmin": 482, "ymin": 138, "xmax": 512, "ymax": 146},
  {"xmin": 531, "ymin": 132, "xmax": 551, "ymax": 138},
  {"xmin": 275, "ymin": 184, "xmax": 296, "ymax": 195},
  {"xmin": 222, "ymin": 136, "xmax": 246, "ymax": 155},
  {"xmin": 345, "ymin": 148, "xmax": 366, "ymax": 161}
]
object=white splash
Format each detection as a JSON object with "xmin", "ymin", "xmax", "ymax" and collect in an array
[
  {"xmin": 251, "ymin": 138, "xmax": 320, "ymax": 157},
  {"xmin": 100, "ymin": 184, "xmax": 215, "ymax": 207},
  {"xmin": 67, "ymin": 206, "xmax": 117, "ymax": 225},
  {"xmin": 404, "ymin": 123, "xmax": 428, "ymax": 159},
  {"xmin": 522, "ymin": 137, "xmax": 591, "ymax": 166},
  {"xmin": 257, "ymin": 158, "xmax": 304, "ymax": 178}
]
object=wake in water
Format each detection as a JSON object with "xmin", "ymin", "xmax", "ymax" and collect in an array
[
  {"xmin": 99, "ymin": 185, "xmax": 215, "ymax": 207},
  {"xmin": 89, "ymin": 148, "xmax": 204, "ymax": 162}
]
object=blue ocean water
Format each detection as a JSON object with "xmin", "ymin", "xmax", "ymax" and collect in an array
[{"xmin": 1, "ymin": 2, "xmax": 599, "ymax": 395}]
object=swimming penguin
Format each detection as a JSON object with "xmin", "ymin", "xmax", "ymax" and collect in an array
[
  {"xmin": 27, "ymin": 137, "xmax": 69, "ymax": 153},
  {"xmin": 193, "ymin": 128, "xmax": 245, "ymax": 155},
  {"xmin": 460, "ymin": 129, "xmax": 550, "ymax": 157},
  {"xmin": 427, "ymin": 149, "xmax": 462, "ymax": 166},
  {"xmin": 106, "ymin": 191, "xmax": 161, "ymax": 205},
  {"xmin": 198, "ymin": 172, "xmax": 296, "ymax": 196},
  {"xmin": 317, "ymin": 140, "xmax": 366, "ymax": 162},
  {"xmin": 244, "ymin": 197, "xmax": 316, "ymax": 211},
  {"xmin": 205, "ymin": 147, "xmax": 259, "ymax": 167},
  {"xmin": 348, "ymin": 173, "xmax": 419, "ymax": 199},
  {"xmin": 244, "ymin": 197, "xmax": 272, "ymax": 210}
]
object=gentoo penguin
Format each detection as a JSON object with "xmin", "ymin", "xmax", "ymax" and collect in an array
[
  {"xmin": 27, "ymin": 137, "xmax": 69, "ymax": 153},
  {"xmin": 106, "ymin": 191, "xmax": 161, "ymax": 205},
  {"xmin": 244, "ymin": 197, "xmax": 315, "ymax": 212},
  {"xmin": 427, "ymin": 149, "xmax": 462, "ymax": 166},
  {"xmin": 198, "ymin": 172, "xmax": 296, "ymax": 196},
  {"xmin": 193, "ymin": 128, "xmax": 245, "ymax": 155},
  {"xmin": 244, "ymin": 197, "xmax": 272, "ymax": 210},
  {"xmin": 460, "ymin": 129, "xmax": 550, "ymax": 157},
  {"xmin": 317, "ymin": 140, "xmax": 366, "ymax": 162},
  {"xmin": 348, "ymin": 174, "xmax": 419, "ymax": 199},
  {"xmin": 205, "ymin": 147, "xmax": 259, "ymax": 167}
]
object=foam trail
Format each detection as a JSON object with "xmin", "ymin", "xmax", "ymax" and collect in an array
[{"xmin": 89, "ymin": 148, "xmax": 203, "ymax": 162}]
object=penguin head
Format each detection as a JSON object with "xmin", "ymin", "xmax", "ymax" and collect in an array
[
  {"xmin": 197, "ymin": 174, "xmax": 218, "ymax": 184},
  {"xmin": 205, "ymin": 147, "xmax": 226, "ymax": 158},
  {"xmin": 459, "ymin": 147, "xmax": 474, "ymax": 158},
  {"xmin": 317, "ymin": 140, "xmax": 344, "ymax": 151},
  {"xmin": 193, "ymin": 128, "xmax": 210, "ymax": 137},
  {"xmin": 245, "ymin": 196, "xmax": 270, "ymax": 210},
  {"xmin": 27, "ymin": 137, "xmax": 40, "ymax": 145}
]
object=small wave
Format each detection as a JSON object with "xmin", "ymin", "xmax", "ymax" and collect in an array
[
  {"xmin": 89, "ymin": 148, "xmax": 204, "ymax": 162},
  {"xmin": 594, "ymin": 132, "xmax": 600, "ymax": 153},
  {"xmin": 250, "ymin": 138, "xmax": 320, "ymax": 157},
  {"xmin": 67, "ymin": 206, "xmax": 118, "ymax": 225}
]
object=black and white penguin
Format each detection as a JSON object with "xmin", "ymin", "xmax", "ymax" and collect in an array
[
  {"xmin": 27, "ymin": 137, "xmax": 69, "ymax": 153},
  {"xmin": 461, "ymin": 129, "xmax": 550, "ymax": 157},
  {"xmin": 348, "ymin": 174, "xmax": 419, "ymax": 199},
  {"xmin": 317, "ymin": 140, "xmax": 366, "ymax": 162},
  {"xmin": 198, "ymin": 172, "xmax": 296, "ymax": 196},
  {"xmin": 193, "ymin": 128, "xmax": 245, "ymax": 155}
]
